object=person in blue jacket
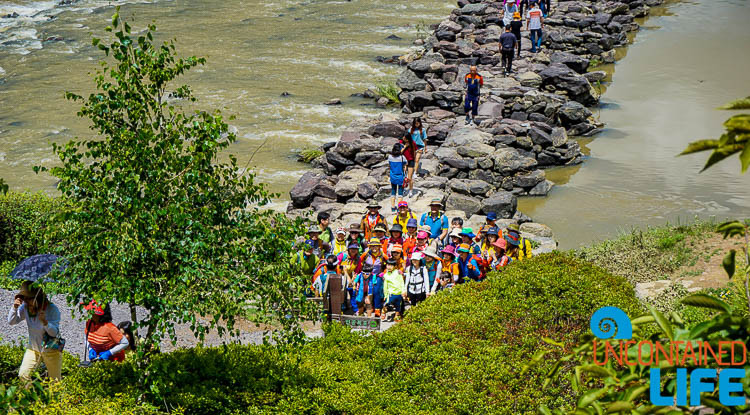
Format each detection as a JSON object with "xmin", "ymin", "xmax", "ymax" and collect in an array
[{"xmin": 456, "ymin": 243, "xmax": 481, "ymax": 283}]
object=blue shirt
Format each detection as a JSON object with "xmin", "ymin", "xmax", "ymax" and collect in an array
[
  {"xmin": 388, "ymin": 155, "xmax": 407, "ymax": 185},
  {"xmin": 420, "ymin": 212, "xmax": 449, "ymax": 239},
  {"xmin": 411, "ymin": 129, "xmax": 426, "ymax": 148}
]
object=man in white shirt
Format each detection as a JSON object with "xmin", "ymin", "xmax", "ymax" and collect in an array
[{"xmin": 526, "ymin": 1, "xmax": 544, "ymax": 53}]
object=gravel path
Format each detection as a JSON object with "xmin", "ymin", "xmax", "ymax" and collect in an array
[{"xmin": 0, "ymin": 289, "xmax": 328, "ymax": 360}]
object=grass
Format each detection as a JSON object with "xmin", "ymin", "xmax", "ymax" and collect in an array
[
  {"xmin": 297, "ymin": 148, "xmax": 324, "ymax": 164},
  {"xmin": 374, "ymin": 81, "xmax": 401, "ymax": 105}
]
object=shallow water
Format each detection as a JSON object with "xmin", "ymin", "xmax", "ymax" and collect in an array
[
  {"xmin": 518, "ymin": 0, "xmax": 750, "ymax": 249},
  {"xmin": 1, "ymin": 0, "xmax": 749, "ymax": 249},
  {"xmin": 0, "ymin": 0, "xmax": 452, "ymax": 198}
]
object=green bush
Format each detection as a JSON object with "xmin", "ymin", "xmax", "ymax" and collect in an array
[
  {"xmin": 11, "ymin": 253, "xmax": 643, "ymax": 414},
  {"xmin": 0, "ymin": 192, "xmax": 62, "ymax": 264}
]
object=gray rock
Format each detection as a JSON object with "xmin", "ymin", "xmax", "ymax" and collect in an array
[
  {"xmin": 368, "ymin": 121, "xmax": 406, "ymax": 138},
  {"xmin": 477, "ymin": 101, "xmax": 504, "ymax": 118},
  {"xmin": 408, "ymin": 53, "xmax": 446, "ymax": 73},
  {"xmin": 313, "ymin": 180, "xmax": 338, "ymax": 200},
  {"xmin": 407, "ymin": 91, "xmax": 435, "ymax": 109},
  {"xmin": 583, "ymin": 71, "xmax": 607, "ymax": 83},
  {"xmin": 513, "ymin": 169, "xmax": 545, "ymax": 188},
  {"xmin": 326, "ymin": 151, "xmax": 354, "ymax": 168},
  {"xmin": 334, "ymin": 180, "xmax": 357, "ymax": 200},
  {"xmin": 460, "ymin": 3, "xmax": 489, "ymax": 14},
  {"xmin": 557, "ymin": 101, "xmax": 592, "ymax": 126},
  {"xmin": 519, "ymin": 71, "xmax": 543, "ymax": 88},
  {"xmin": 290, "ymin": 170, "xmax": 325, "ymax": 208},
  {"xmin": 357, "ymin": 182, "xmax": 378, "ymax": 200},
  {"xmin": 549, "ymin": 51, "xmax": 590, "ymax": 74},
  {"xmin": 528, "ymin": 127, "xmax": 553, "ymax": 147},
  {"xmin": 468, "ymin": 180, "xmax": 492, "ymax": 196},
  {"xmin": 444, "ymin": 127, "xmax": 493, "ymax": 147},
  {"xmin": 334, "ymin": 130, "xmax": 363, "ymax": 158},
  {"xmin": 397, "ymin": 70, "xmax": 428, "ymax": 91},
  {"xmin": 520, "ymin": 222, "xmax": 554, "ymax": 238},
  {"xmin": 480, "ymin": 191, "xmax": 517, "ymax": 218},
  {"xmin": 449, "ymin": 179, "xmax": 472, "ymax": 195},
  {"xmin": 491, "ymin": 147, "xmax": 538, "ymax": 174},
  {"xmin": 376, "ymin": 97, "xmax": 390, "ymax": 107},
  {"xmin": 438, "ymin": 19, "xmax": 462, "ymax": 33},
  {"xmin": 446, "ymin": 193, "xmax": 483, "ymax": 216},
  {"xmin": 528, "ymin": 179, "xmax": 554, "ymax": 196},
  {"xmin": 457, "ymin": 141, "xmax": 495, "ymax": 158},
  {"xmin": 355, "ymin": 151, "xmax": 386, "ymax": 167},
  {"xmin": 551, "ymin": 127, "xmax": 568, "ymax": 147}
]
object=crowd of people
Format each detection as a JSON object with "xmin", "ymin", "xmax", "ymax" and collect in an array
[
  {"xmin": 7, "ymin": 282, "xmax": 136, "ymax": 381},
  {"xmin": 293, "ymin": 201, "xmax": 533, "ymax": 322}
]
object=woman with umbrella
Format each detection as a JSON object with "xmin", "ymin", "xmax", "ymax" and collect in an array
[{"xmin": 7, "ymin": 281, "xmax": 62, "ymax": 381}]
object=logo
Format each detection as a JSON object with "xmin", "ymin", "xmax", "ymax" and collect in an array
[{"xmin": 590, "ymin": 307, "xmax": 747, "ymax": 407}]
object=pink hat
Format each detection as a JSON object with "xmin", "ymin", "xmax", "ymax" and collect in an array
[
  {"xmin": 417, "ymin": 230, "xmax": 429, "ymax": 239},
  {"xmin": 441, "ymin": 245, "xmax": 456, "ymax": 256}
]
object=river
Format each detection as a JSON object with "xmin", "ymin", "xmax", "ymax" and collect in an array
[{"xmin": 1, "ymin": 0, "xmax": 749, "ymax": 248}]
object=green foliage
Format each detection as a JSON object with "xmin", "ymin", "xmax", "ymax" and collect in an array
[
  {"xmin": 1, "ymin": 254, "xmax": 641, "ymax": 414},
  {"xmin": 375, "ymin": 80, "xmax": 401, "ymax": 105},
  {"xmin": 680, "ymin": 96, "xmax": 750, "ymax": 173},
  {"xmin": 0, "ymin": 178, "xmax": 7, "ymax": 195},
  {"xmin": 0, "ymin": 192, "xmax": 63, "ymax": 264},
  {"xmin": 719, "ymin": 96, "xmax": 750, "ymax": 110},
  {"xmin": 35, "ymin": 9, "xmax": 317, "ymax": 354},
  {"xmin": 297, "ymin": 148, "xmax": 324, "ymax": 164}
]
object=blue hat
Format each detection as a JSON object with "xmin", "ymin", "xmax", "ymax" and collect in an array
[
  {"xmin": 304, "ymin": 240, "xmax": 315, "ymax": 250},
  {"xmin": 347, "ymin": 243, "xmax": 359, "ymax": 250},
  {"xmin": 487, "ymin": 227, "xmax": 500, "ymax": 236},
  {"xmin": 406, "ymin": 218, "xmax": 418, "ymax": 228},
  {"xmin": 487, "ymin": 212, "xmax": 498, "ymax": 221}
]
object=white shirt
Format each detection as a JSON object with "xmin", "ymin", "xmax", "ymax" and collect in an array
[
  {"xmin": 527, "ymin": 7, "xmax": 543, "ymax": 30},
  {"xmin": 8, "ymin": 302, "xmax": 61, "ymax": 353}
]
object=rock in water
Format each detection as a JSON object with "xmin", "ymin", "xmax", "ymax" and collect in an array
[
  {"xmin": 325, "ymin": 98, "xmax": 342, "ymax": 105},
  {"xmin": 385, "ymin": 34, "xmax": 402, "ymax": 40}
]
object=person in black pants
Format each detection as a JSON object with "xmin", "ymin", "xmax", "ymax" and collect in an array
[
  {"xmin": 519, "ymin": 0, "xmax": 528, "ymax": 17},
  {"xmin": 499, "ymin": 25, "xmax": 517, "ymax": 76},
  {"xmin": 510, "ymin": 12, "xmax": 523, "ymax": 58}
]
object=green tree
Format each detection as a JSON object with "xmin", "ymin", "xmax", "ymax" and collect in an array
[{"xmin": 37, "ymin": 8, "xmax": 318, "ymax": 351}]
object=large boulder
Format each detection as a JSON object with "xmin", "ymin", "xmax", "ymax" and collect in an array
[
  {"xmin": 357, "ymin": 182, "xmax": 378, "ymax": 200},
  {"xmin": 477, "ymin": 101, "xmax": 504, "ymax": 118},
  {"xmin": 491, "ymin": 147, "xmax": 538, "ymax": 174},
  {"xmin": 549, "ymin": 51, "xmax": 590, "ymax": 74},
  {"xmin": 520, "ymin": 222, "xmax": 554, "ymax": 238},
  {"xmin": 460, "ymin": 3, "xmax": 489, "ymax": 14},
  {"xmin": 528, "ymin": 179, "xmax": 554, "ymax": 196},
  {"xmin": 539, "ymin": 64, "xmax": 598, "ymax": 105},
  {"xmin": 446, "ymin": 193, "xmax": 483, "ymax": 216},
  {"xmin": 519, "ymin": 71, "xmax": 543, "ymax": 88},
  {"xmin": 437, "ymin": 19, "xmax": 462, "ymax": 33},
  {"xmin": 528, "ymin": 127, "xmax": 553, "ymax": 147},
  {"xmin": 397, "ymin": 69, "xmax": 428, "ymax": 91},
  {"xmin": 313, "ymin": 180, "xmax": 338, "ymax": 200},
  {"xmin": 408, "ymin": 53, "xmax": 446, "ymax": 73},
  {"xmin": 557, "ymin": 101, "xmax": 592, "ymax": 126},
  {"xmin": 326, "ymin": 151, "xmax": 354, "ymax": 168},
  {"xmin": 407, "ymin": 91, "xmax": 435, "ymax": 109},
  {"xmin": 457, "ymin": 141, "xmax": 496, "ymax": 158},
  {"xmin": 513, "ymin": 169, "xmax": 545, "ymax": 188},
  {"xmin": 480, "ymin": 191, "xmax": 517, "ymax": 218},
  {"xmin": 334, "ymin": 180, "xmax": 357, "ymax": 200},
  {"xmin": 368, "ymin": 121, "xmax": 405, "ymax": 138},
  {"xmin": 290, "ymin": 170, "xmax": 325, "ymax": 208},
  {"xmin": 551, "ymin": 127, "xmax": 568, "ymax": 147},
  {"xmin": 444, "ymin": 127, "xmax": 493, "ymax": 147}
]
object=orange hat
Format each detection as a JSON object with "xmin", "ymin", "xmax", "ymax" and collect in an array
[
  {"xmin": 391, "ymin": 244, "xmax": 403, "ymax": 252},
  {"xmin": 513, "ymin": 12, "xmax": 521, "ymax": 18}
]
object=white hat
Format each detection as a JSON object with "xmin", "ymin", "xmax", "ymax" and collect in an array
[{"xmin": 411, "ymin": 252, "xmax": 424, "ymax": 262}]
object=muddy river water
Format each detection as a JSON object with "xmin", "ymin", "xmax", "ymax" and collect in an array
[{"xmin": 1, "ymin": 0, "xmax": 749, "ymax": 249}]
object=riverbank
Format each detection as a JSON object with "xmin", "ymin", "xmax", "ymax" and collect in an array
[{"xmin": 286, "ymin": 0, "xmax": 665, "ymax": 246}]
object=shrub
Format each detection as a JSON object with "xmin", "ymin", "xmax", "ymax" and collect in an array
[
  {"xmin": 14, "ymin": 253, "xmax": 644, "ymax": 414},
  {"xmin": 375, "ymin": 81, "xmax": 401, "ymax": 105},
  {"xmin": 297, "ymin": 148, "xmax": 324, "ymax": 164},
  {"xmin": 0, "ymin": 192, "xmax": 62, "ymax": 264}
]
